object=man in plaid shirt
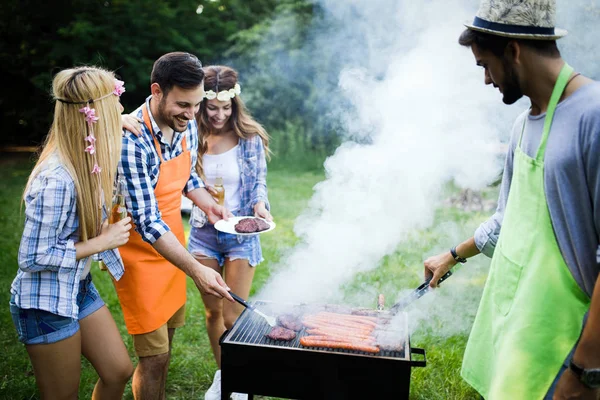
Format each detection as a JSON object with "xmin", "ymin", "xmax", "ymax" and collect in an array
[{"xmin": 115, "ymin": 52, "xmax": 233, "ymax": 400}]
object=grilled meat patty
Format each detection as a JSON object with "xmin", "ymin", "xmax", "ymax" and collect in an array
[
  {"xmin": 277, "ymin": 314, "xmax": 303, "ymax": 332},
  {"xmin": 234, "ymin": 217, "xmax": 270, "ymax": 233},
  {"xmin": 266, "ymin": 326, "xmax": 296, "ymax": 341}
]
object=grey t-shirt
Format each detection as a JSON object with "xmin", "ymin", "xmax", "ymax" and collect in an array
[{"xmin": 474, "ymin": 81, "xmax": 600, "ymax": 297}]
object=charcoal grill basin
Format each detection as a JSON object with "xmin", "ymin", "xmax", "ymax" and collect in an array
[{"xmin": 219, "ymin": 302, "xmax": 426, "ymax": 400}]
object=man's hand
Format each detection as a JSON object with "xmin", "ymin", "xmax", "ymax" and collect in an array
[
  {"xmin": 423, "ymin": 251, "xmax": 456, "ymax": 288},
  {"xmin": 191, "ymin": 265, "xmax": 234, "ymax": 301},
  {"xmin": 553, "ymin": 368, "xmax": 600, "ymax": 400}
]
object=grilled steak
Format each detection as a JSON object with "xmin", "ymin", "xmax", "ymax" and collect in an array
[
  {"xmin": 266, "ymin": 326, "xmax": 296, "ymax": 341},
  {"xmin": 255, "ymin": 218, "xmax": 271, "ymax": 232},
  {"xmin": 277, "ymin": 314, "xmax": 303, "ymax": 332},
  {"xmin": 234, "ymin": 217, "xmax": 270, "ymax": 233},
  {"xmin": 235, "ymin": 218, "xmax": 259, "ymax": 233}
]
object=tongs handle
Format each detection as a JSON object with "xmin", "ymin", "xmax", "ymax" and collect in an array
[
  {"xmin": 229, "ymin": 291, "xmax": 255, "ymax": 310},
  {"xmin": 389, "ymin": 270, "xmax": 453, "ymax": 314}
]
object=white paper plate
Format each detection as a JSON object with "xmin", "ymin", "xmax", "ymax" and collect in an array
[{"xmin": 214, "ymin": 216, "xmax": 276, "ymax": 236}]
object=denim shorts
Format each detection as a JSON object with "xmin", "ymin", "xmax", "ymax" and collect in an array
[
  {"xmin": 9, "ymin": 274, "xmax": 105, "ymax": 345},
  {"xmin": 188, "ymin": 223, "xmax": 263, "ymax": 267}
]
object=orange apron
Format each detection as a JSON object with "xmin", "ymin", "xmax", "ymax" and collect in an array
[{"xmin": 115, "ymin": 104, "xmax": 189, "ymax": 334}]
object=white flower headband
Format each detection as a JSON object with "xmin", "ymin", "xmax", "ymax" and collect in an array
[{"xmin": 204, "ymin": 83, "xmax": 241, "ymax": 101}]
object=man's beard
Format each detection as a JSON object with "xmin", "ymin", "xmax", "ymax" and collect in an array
[
  {"xmin": 157, "ymin": 98, "xmax": 188, "ymax": 133},
  {"xmin": 501, "ymin": 59, "xmax": 523, "ymax": 105}
]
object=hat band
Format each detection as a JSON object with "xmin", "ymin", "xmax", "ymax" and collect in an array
[{"xmin": 473, "ymin": 16, "xmax": 556, "ymax": 36}]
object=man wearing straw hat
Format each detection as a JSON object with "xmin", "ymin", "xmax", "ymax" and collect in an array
[{"xmin": 423, "ymin": 0, "xmax": 600, "ymax": 398}]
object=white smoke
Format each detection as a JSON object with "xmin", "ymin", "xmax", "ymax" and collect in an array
[{"xmin": 255, "ymin": 0, "xmax": 599, "ymax": 335}]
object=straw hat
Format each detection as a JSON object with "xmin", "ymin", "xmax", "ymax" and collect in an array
[{"xmin": 465, "ymin": 0, "xmax": 567, "ymax": 40}]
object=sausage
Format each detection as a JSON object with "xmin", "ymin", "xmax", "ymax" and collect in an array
[
  {"xmin": 302, "ymin": 316, "xmax": 375, "ymax": 331},
  {"xmin": 305, "ymin": 335, "xmax": 377, "ymax": 346},
  {"xmin": 308, "ymin": 313, "xmax": 378, "ymax": 328},
  {"xmin": 306, "ymin": 328, "xmax": 374, "ymax": 341},
  {"xmin": 315, "ymin": 312, "xmax": 378, "ymax": 323},
  {"xmin": 299, "ymin": 337, "xmax": 380, "ymax": 353}
]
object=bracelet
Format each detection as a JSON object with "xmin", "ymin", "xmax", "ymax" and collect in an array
[{"xmin": 450, "ymin": 246, "xmax": 467, "ymax": 264}]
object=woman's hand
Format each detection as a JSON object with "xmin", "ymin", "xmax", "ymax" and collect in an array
[
  {"xmin": 205, "ymin": 185, "xmax": 217, "ymax": 197},
  {"xmin": 253, "ymin": 201, "xmax": 272, "ymax": 221},
  {"xmin": 97, "ymin": 217, "xmax": 132, "ymax": 251},
  {"xmin": 121, "ymin": 114, "xmax": 143, "ymax": 136},
  {"xmin": 205, "ymin": 203, "xmax": 233, "ymax": 224}
]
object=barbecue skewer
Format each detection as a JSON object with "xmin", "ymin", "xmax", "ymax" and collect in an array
[{"xmin": 229, "ymin": 291, "xmax": 277, "ymax": 327}]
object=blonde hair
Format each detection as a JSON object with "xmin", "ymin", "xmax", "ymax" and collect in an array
[
  {"xmin": 196, "ymin": 65, "xmax": 271, "ymax": 180},
  {"xmin": 25, "ymin": 66, "xmax": 123, "ymax": 241}
]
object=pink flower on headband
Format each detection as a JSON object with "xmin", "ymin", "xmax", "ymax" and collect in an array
[
  {"xmin": 85, "ymin": 144, "xmax": 95, "ymax": 155},
  {"xmin": 114, "ymin": 80, "xmax": 126, "ymax": 96},
  {"xmin": 79, "ymin": 106, "xmax": 99, "ymax": 124},
  {"xmin": 91, "ymin": 163, "xmax": 102, "ymax": 174},
  {"xmin": 85, "ymin": 134, "xmax": 96, "ymax": 145}
]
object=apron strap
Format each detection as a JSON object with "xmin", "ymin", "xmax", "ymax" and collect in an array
[
  {"xmin": 142, "ymin": 103, "xmax": 165, "ymax": 163},
  {"xmin": 536, "ymin": 63, "xmax": 573, "ymax": 161}
]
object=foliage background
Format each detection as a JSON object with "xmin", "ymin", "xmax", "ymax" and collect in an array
[{"xmin": 0, "ymin": 0, "xmax": 342, "ymax": 170}]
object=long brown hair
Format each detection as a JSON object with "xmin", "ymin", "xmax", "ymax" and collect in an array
[
  {"xmin": 25, "ymin": 66, "xmax": 123, "ymax": 241},
  {"xmin": 196, "ymin": 65, "xmax": 271, "ymax": 180}
]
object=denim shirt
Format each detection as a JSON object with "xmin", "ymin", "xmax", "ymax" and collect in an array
[
  {"xmin": 11, "ymin": 155, "xmax": 124, "ymax": 318},
  {"xmin": 190, "ymin": 134, "xmax": 270, "ymax": 241}
]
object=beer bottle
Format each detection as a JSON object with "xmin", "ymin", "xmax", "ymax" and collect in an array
[
  {"xmin": 213, "ymin": 164, "xmax": 225, "ymax": 206},
  {"xmin": 99, "ymin": 178, "xmax": 128, "ymax": 271}
]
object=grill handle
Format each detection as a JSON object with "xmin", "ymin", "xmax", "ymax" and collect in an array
[{"xmin": 409, "ymin": 347, "xmax": 427, "ymax": 368}]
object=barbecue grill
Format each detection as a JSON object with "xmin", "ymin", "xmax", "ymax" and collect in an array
[{"xmin": 219, "ymin": 301, "xmax": 426, "ymax": 400}]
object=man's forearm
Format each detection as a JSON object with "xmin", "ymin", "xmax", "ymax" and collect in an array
[
  {"xmin": 573, "ymin": 274, "xmax": 600, "ymax": 367},
  {"xmin": 187, "ymin": 187, "xmax": 215, "ymax": 213},
  {"xmin": 456, "ymin": 237, "xmax": 481, "ymax": 260},
  {"xmin": 152, "ymin": 231, "xmax": 201, "ymax": 277}
]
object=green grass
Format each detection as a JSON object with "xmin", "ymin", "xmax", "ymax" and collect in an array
[{"xmin": 0, "ymin": 154, "xmax": 493, "ymax": 399}]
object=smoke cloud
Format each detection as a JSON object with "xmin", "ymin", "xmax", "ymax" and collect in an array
[{"xmin": 255, "ymin": 0, "xmax": 600, "ymax": 336}]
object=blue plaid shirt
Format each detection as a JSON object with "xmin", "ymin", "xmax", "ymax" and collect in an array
[
  {"xmin": 11, "ymin": 155, "xmax": 124, "ymax": 318},
  {"xmin": 118, "ymin": 96, "xmax": 204, "ymax": 244},
  {"xmin": 190, "ymin": 135, "xmax": 270, "ymax": 229}
]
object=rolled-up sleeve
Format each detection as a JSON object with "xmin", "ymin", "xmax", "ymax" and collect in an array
[
  {"xmin": 18, "ymin": 174, "xmax": 78, "ymax": 272},
  {"xmin": 251, "ymin": 136, "xmax": 270, "ymax": 210},
  {"xmin": 119, "ymin": 132, "xmax": 170, "ymax": 244}
]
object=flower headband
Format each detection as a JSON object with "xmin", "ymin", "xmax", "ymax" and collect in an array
[
  {"xmin": 56, "ymin": 79, "xmax": 125, "ymax": 175},
  {"xmin": 204, "ymin": 83, "xmax": 241, "ymax": 101}
]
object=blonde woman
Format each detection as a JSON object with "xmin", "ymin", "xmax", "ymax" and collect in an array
[{"xmin": 9, "ymin": 66, "xmax": 134, "ymax": 399}]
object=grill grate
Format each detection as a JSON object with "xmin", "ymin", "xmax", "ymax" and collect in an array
[{"xmin": 223, "ymin": 301, "xmax": 408, "ymax": 359}]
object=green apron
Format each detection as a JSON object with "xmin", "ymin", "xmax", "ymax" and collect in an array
[{"xmin": 461, "ymin": 64, "xmax": 590, "ymax": 399}]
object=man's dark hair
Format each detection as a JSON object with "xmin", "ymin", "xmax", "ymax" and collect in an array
[
  {"xmin": 458, "ymin": 29, "xmax": 560, "ymax": 58},
  {"xmin": 151, "ymin": 52, "xmax": 205, "ymax": 95}
]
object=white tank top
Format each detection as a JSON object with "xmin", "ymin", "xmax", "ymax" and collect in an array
[{"xmin": 203, "ymin": 144, "xmax": 241, "ymax": 213}]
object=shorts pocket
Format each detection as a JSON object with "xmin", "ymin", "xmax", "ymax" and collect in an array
[{"xmin": 491, "ymin": 251, "xmax": 524, "ymax": 316}]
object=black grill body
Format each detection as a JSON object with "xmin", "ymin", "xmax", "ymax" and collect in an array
[{"xmin": 219, "ymin": 302, "xmax": 426, "ymax": 400}]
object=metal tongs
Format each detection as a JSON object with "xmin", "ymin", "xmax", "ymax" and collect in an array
[
  {"xmin": 229, "ymin": 291, "xmax": 277, "ymax": 327},
  {"xmin": 388, "ymin": 270, "xmax": 453, "ymax": 315}
]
